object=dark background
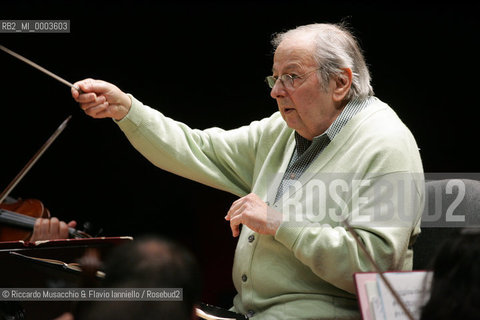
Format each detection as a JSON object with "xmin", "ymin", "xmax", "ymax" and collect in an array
[{"xmin": 1, "ymin": 0, "xmax": 479, "ymax": 307}]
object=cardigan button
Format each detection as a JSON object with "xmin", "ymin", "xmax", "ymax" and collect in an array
[
  {"xmin": 248, "ymin": 235, "xmax": 255, "ymax": 243},
  {"xmin": 241, "ymin": 274, "xmax": 248, "ymax": 282},
  {"xmin": 247, "ymin": 310, "xmax": 255, "ymax": 317}
]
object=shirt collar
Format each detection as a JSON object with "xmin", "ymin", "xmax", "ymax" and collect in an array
[{"xmin": 294, "ymin": 96, "xmax": 373, "ymax": 152}]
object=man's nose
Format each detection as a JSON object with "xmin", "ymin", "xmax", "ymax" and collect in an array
[{"xmin": 270, "ymin": 80, "xmax": 286, "ymax": 99}]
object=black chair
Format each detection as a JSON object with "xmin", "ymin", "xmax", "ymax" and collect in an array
[{"xmin": 413, "ymin": 179, "xmax": 480, "ymax": 270}]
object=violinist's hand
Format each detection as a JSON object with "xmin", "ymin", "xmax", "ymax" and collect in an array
[
  {"xmin": 30, "ymin": 218, "xmax": 77, "ymax": 242},
  {"xmin": 225, "ymin": 193, "xmax": 283, "ymax": 237},
  {"xmin": 71, "ymin": 79, "xmax": 132, "ymax": 121}
]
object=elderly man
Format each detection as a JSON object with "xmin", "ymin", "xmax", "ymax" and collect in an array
[{"xmin": 72, "ymin": 23, "xmax": 424, "ymax": 319}]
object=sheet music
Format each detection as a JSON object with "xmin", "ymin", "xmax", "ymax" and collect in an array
[
  {"xmin": 376, "ymin": 272, "xmax": 433, "ymax": 320},
  {"xmin": 366, "ymin": 281, "xmax": 385, "ymax": 320}
]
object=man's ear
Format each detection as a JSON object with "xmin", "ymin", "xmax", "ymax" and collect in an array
[{"xmin": 332, "ymin": 68, "xmax": 353, "ymax": 102}]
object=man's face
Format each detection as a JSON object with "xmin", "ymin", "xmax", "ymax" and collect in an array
[{"xmin": 271, "ymin": 39, "xmax": 340, "ymax": 140}]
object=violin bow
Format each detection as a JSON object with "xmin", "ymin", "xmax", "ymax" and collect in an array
[
  {"xmin": 0, "ymin": 115, "xmax": 72, "ymax": 205},
  {"xmin": 0, "ymin": 45, "xmax": 93, "ymax": 237},
  {"xmin": 0, "ymin": 45, "xmax": 80, "ymax": 203}
]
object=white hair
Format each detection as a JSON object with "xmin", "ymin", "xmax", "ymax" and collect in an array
[{"xmin": 272, "ymin": 23, "xmax": 374, "ymax": 100}]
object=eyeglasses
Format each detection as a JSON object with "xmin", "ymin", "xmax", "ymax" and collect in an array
[{"xmin": 265, "ymin": 68, "xmax": 320, "ymax": 90}]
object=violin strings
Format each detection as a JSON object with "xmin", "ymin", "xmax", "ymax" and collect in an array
[
  {"xmin": 0, "ymin": 210, "xmax": 37, "ymax": 222},
  {"xmin": 0, "ymin": 210, "xmax": 38, "ymax": 224},
  {"xmin": 0, "ymin": 210, "xmax": 89, "ymax": 238}
]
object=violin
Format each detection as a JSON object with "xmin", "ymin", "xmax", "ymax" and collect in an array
[
  {"xmin": 0, "ymin": 116, "xmax": 92, "ymax": 241},
  {"xmin": 0, "ymin": 197, "xmax": 91, "ymax": 241}
]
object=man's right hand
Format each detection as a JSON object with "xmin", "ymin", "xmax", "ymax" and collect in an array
[{"xmin": 71, "ymin": 79, "xmax": 132, "ymax": 121}]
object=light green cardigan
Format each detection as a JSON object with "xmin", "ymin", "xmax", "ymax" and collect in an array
[{"xmin": 117, "ymin": 95, "xmax": 424, "ymax": 319}]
